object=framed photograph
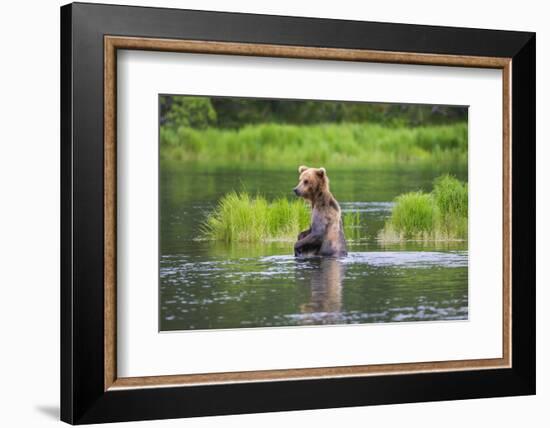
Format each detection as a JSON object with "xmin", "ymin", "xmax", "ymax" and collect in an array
[{"xmin": 60, "ymin": 2, "xmax": 535, "ymax": 424}]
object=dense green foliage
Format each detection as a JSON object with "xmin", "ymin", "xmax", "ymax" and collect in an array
[
  {"xmin": 161, "ymin": 122, "xmax": 467, "ymax": 167},
  {"xmin": 161, "ymin": 96, "xmax": 217, "ymax": 129},
  {"xmin": 161, "ymin": 96, "xmax": 467, "ymax": 129},
  {"xmin": 379, "ymin": 175, "xmax": 468, "ymax": 241},
  {"xmin": 200, "ymin": 192, "xmax": 362, "ymax": 243}
]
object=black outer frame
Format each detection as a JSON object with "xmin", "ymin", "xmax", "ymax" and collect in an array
[{"xmin": 60, "ymin": 2, "xmax": 535, "ymax": 424}]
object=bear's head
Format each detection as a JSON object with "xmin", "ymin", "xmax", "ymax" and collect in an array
[{"xmin": 293, "ymin": 165, "xmax": 330, "ymax": 201}]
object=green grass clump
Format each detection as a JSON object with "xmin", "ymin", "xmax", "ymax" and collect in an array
[
  {"xmin": 388, "ymin": 192, "xmax": 435, "ymax": 237},
  {"xmin": 200, "ymin": 192, "xmax": 365, "ymax": 243},
  {"xmin": 161, "ymin": 122, "xmax": 467, "ymax": 168},
  {"xmin": 432, "ymin": 174, "xmax": 468, "ymax": 238},
  {"xmin": 200, "ymin": 192, "xmax": 310, "ymax": 243},
  {"xmin": 379, "ymin": 175, "xmax": 468, "ymax": 242}
]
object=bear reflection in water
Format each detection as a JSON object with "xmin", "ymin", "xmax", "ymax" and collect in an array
[{"xmin": 297, "ymin": 257, "xmax": 345, "ymax": 325}]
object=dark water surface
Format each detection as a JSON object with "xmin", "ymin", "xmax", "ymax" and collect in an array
[{"xmin": 160, "ymin": 163, "xmax": 468, "ymax": 331}]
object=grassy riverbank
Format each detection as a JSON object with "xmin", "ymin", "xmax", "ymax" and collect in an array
[
  {"xmin": 161, "ymin": 122, "xmax": 467, "ymax": 168},
  {"xmin": 379, "ymin": 175, "xmax": 468, "ymax": 242},
  {"xmin": 200, "ymin": 192, "xmax": 362, "ymax": 243}
]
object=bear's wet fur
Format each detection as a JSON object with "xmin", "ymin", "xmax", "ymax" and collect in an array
[{"xmin": 293, "ymin": 166, "xmax": 347, "ymax": 257}]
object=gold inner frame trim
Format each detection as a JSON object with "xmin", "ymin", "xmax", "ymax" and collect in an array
[{"xmin": 104, "ymin": 35, "xmax": 512, "ymax": 391}]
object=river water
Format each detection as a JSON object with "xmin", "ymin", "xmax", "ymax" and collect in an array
[{"xmin": 160, "ymin": 163, "xmax": 468, "ymax": 331}]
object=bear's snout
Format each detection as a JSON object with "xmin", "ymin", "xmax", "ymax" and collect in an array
[{"xmin": 293, "ymin": 187, "xmax": 300, "ymax": 196}]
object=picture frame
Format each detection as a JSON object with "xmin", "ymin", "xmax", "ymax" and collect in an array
[{"xmin": 60, "ymin": 2, "xmax": 535, "ymax": 424}]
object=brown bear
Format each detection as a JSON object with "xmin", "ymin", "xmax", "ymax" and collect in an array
[{"xmin": 293, "ymin": 166, "xmax": 347, "ymax": 257}]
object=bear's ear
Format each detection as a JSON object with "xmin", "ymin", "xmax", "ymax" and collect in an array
[
  {"xmin": 317, "ymin": 167, "xmax": 326, "ymax": 178},
  {"xmin": 298, "ymin": 165, "xmax": 309, "ymax": 174}
]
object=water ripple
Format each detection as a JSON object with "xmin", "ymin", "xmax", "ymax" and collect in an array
[{"xmin": 340, "ymin": 201, "xmax": 394, "ymax": 213}]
